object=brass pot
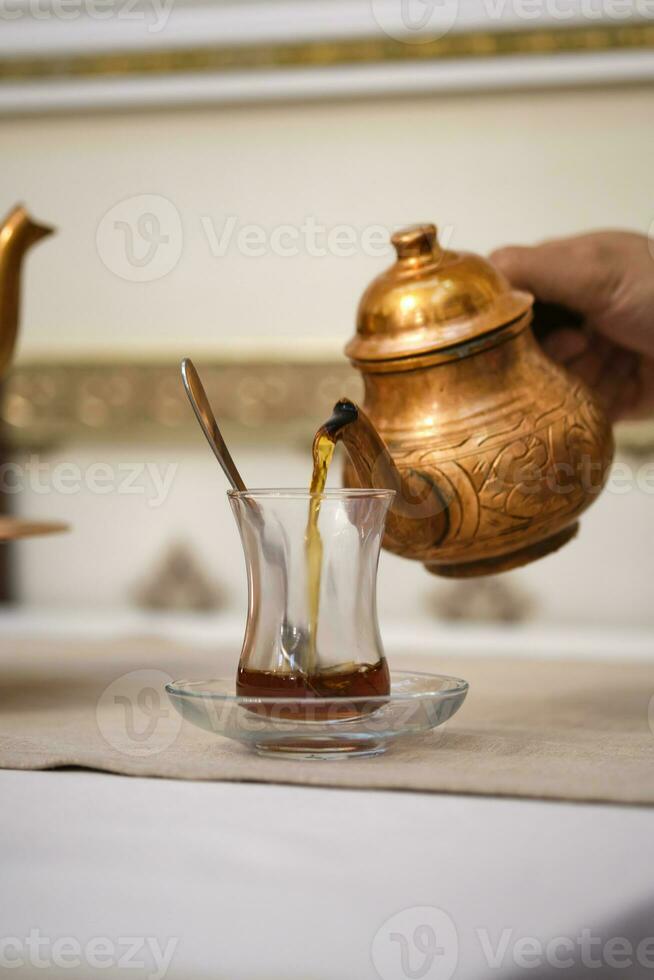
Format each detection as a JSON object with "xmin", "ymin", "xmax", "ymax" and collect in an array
[{"xmin": 339, "ymin": 223, "xmax": 614, "ymax": 577}]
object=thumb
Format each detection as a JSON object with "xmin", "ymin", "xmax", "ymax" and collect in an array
[{"xmin": 490, "ymin": 238, "xmax": 611, "ymax": 319}]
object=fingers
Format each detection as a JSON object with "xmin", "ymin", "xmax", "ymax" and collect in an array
[
  {"xmin": 544, "ymin": 331, "xmax": 642, "ymax": 421},
  {"xmin": 490, "ymin": 235, "xmax": 617, "ymax": 319},
  {"xmin": 592, "ymin": 347, "xmax": 638, "ymax": 420},
  {"xmin": 540, "ymin": 327, "xmax": 589, "ymax": 364},
  {"xmin": 629, "ymin": 358, "xmax": 654, "ymax": 419},
  {"xmin": 489, "ymin": 231, "xmax": 654, "ymax": 419}
]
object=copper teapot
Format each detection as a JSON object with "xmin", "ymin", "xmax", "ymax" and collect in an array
[
  {"xmin": 0, "ymin": 204, "xmax": 69, "ymax": 541},
  {"xmin": 332, "ymin": 223, "xmax": 614, "ymax": 577},
  {"xmin": 0, "ymin": 204, "xmax": 54, "ymax": 378}
]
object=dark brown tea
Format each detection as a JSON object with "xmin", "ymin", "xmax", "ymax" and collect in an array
[{"xmin": 236, "ymin": 659, "xmax": 390, "ymax": 719}]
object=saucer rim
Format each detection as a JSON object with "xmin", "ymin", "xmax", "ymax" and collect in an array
[{"xmin": 165, "ymin": 669, "xmax": 469, "ymax": 704}]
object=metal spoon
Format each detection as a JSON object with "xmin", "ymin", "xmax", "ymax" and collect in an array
[
  {"xmin": 180, "ymin": 357, "xmax": 315, "ymax": 681},
  {"xmin": 180, "ymin": 357, "xmax": 247, "ymax": 492}
]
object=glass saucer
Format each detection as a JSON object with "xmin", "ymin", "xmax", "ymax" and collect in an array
[{"xmin": 165, "ymin": 670, "xmax": 468, "ymax": 760}]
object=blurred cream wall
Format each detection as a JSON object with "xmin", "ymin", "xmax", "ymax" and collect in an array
[
  {"xmin": 2, "ymin": 83, "xmax": 653, "ymax": 624},
  {"xmin": 12, "ymin": 440, "xmax": 654, "ymax": 626},
  {"xmin": 1, "ymin": 83, "xmax": 653, "ymax": 361}
]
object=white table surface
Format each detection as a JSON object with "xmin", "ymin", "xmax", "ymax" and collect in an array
[
  {"xmin": 2, "ymin": 771, "xmax": 654, "ymax": 980},
  {"xmin": 1, "ymin": 611, "xmax": 653, "ymax": 980}
]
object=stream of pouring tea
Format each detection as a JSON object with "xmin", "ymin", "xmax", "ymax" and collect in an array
[
  {"xmin": 305, "ymin": 427, "xmax": 336, "ymax": 674},
  {"xmin": 302, "ymin": 401, "xmax": 390, "ymax": 699}
]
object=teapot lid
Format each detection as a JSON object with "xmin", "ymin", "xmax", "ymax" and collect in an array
[{"xmin": 345, "ymin": 224, "xmax": 533, "ymax": 364}]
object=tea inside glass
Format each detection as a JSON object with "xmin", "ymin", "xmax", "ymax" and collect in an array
[{"xmin": 228, "ymin": 489, "xmax": 394, "ymax": 717}]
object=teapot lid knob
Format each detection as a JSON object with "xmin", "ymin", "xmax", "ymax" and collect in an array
[{"xmin": 391, "ymin": 223, "xmax": 440, "ymax": 260}]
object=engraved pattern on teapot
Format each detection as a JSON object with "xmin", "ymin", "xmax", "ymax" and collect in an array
[{"xmin": 338, "ymin": 223, "xmax": 614, "ymax": 577}]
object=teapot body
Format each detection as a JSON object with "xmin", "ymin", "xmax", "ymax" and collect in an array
[{"xmin": 345, "ymin": 318, "xmax": 614, "ymax": 577}]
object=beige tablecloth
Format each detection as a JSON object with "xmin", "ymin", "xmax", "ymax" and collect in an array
[{"xmin": 1, "ymin": 635, "xmax": 653, "ymax": 804}]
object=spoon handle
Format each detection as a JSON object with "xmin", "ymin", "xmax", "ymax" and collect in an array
[{"xmin": 181, "ymin": 358, "xmax": 247, "ymax": 492}]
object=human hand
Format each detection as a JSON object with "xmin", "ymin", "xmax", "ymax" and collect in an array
[{"xmin": 490, "ymin": 231, "xmax": 654, "ymax": 421}]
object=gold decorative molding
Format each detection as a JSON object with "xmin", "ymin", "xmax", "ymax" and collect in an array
[
  {"xmin": 1, "ymin": 360, "xmax": 362, "ymax": 446},
  {"xmin": 1, "ymin": 23, "xmax": 653, "ymax": 84},
  {"xmin": 2, "ymin": 360, "xmax": 652, "ymax": 453}
]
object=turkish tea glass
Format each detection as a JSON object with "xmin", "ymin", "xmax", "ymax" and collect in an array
[{"xmin": 228, "ymin": 488, "xmax": 394, "ymax": 709}]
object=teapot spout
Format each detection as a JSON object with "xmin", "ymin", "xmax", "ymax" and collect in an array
[
  {"xmin": 323, "ymin": 399, "xmax": 449, "ymax": 559},
  {"xmin": 0, "ymin": 204, "xmax": 55, "ymax": 377}
]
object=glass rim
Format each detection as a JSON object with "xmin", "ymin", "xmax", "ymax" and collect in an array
[{"xmin": 226, "ymin": 487, "xmax": 396, "ymax": 501}]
